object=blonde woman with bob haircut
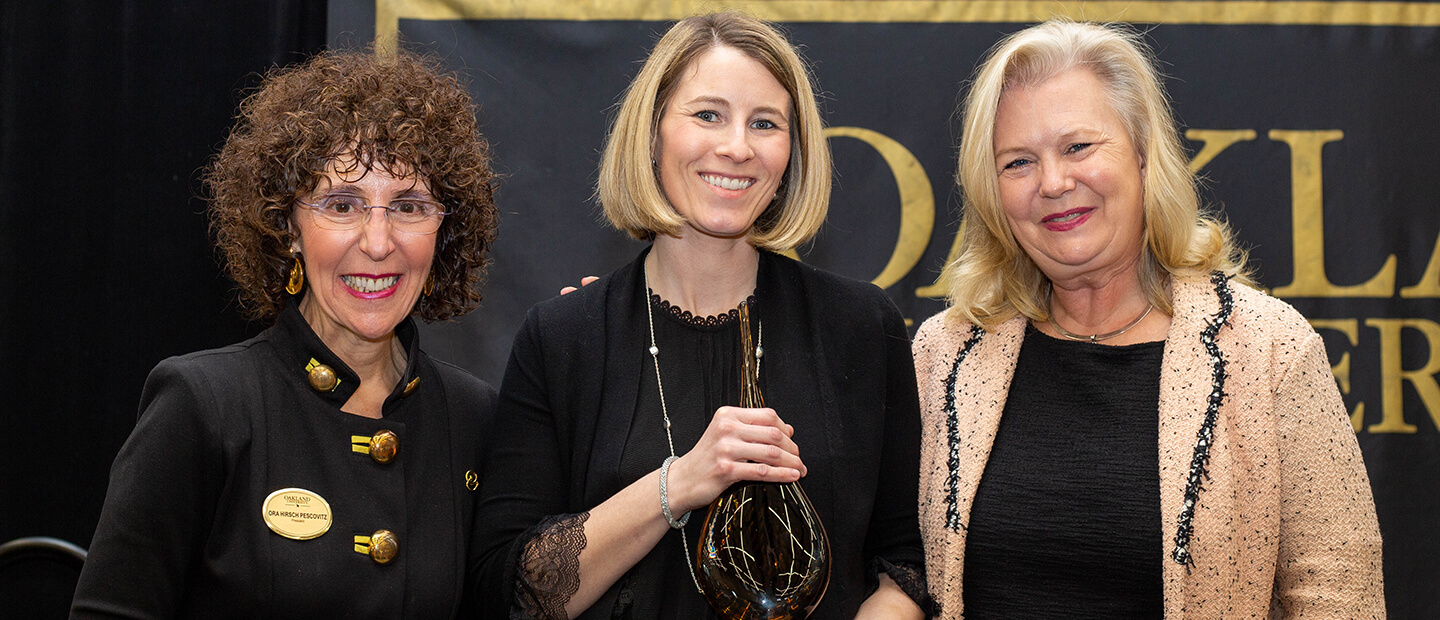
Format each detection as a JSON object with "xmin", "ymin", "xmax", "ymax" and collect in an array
[
  {"xmin": 475, "ymin": 11, "xmax": 932, "ymax": 620},
  {"xmin": 598, "ymin": 11, "xmax": 831, "ymax": 252},
  {"xmin": 913, "ymin": 20, "xmax": 1384, "ymax": 618}
]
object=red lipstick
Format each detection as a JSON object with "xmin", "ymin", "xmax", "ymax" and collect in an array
[
  {"xmin": 1040, "ymin": 208, "xmax": 1093, "ymax": 232},
  {"xmin": 341, "ymin": 274, "xmax": 401, "ymax": 300}
]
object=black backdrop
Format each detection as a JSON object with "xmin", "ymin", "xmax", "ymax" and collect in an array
[
  {"xmin": 0, "ymin": 1, "xmax": 323, "ymax": 615},
  {"xmin": 4, "ymin": 0, "xmax": 1437, "ymax": 617}
]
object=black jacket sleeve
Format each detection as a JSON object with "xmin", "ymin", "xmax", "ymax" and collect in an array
[
  {"xmin": 862, "ymin": 297, "xmax": 926, "ymax": 569},
  {"xmin": 472, "ymin": 305, "xmax": 577, "ymax": 618},
  {"xmin": 71, "ymin": 357, "xmax": 226, "ymax": 619}
]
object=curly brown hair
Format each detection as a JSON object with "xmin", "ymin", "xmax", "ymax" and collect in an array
[{"xmin": 206, "ymin": 48, "xmax": 497, "ymax": 322}]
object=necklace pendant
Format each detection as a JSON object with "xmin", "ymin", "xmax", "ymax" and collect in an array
[
  {"xmin": 1050, "ymin": 303, "xmax": 1154, "ymax": 343},
  {"xmin": 649, "ymin": 345, "xmax": 659, "ymax": 356}
]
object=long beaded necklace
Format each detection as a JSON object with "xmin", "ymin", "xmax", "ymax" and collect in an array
[{"xmin": 643, "ymin": 268, "xmax": 761, "ymax": 595}]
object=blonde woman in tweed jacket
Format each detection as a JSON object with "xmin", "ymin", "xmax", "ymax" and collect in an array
[{"xmin": 913, "ymin": 21, "xmax": 1384, "ymax": 618}]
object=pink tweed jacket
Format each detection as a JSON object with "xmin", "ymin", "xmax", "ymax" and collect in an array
[{"xmin": 913, "ymin": 274, "xmax": 1384, "ymax": 618}]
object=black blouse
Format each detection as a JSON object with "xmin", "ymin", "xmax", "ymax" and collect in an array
[
  {"xmin": 611, "ymin": 294, "xmax": 749, "ymax": 618},
  {"xmin": 962, "ymin": 326, "xmax": 1164, "ymax": 619}
]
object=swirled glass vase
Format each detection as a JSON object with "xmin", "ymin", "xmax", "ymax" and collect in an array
[{"xmin": 695, "ymin": 301, "xmax": 830, "ymax": 619}]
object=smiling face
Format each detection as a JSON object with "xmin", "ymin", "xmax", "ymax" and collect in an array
[
  {"xmin": 993, "ymin": 67, "xmax": 1147, "ymax": 286},
  {"xmin": 654, "ymin": 45, "xmax": 793, "ymax": 242},
  {"xmin": 291, "ymin": 158, "xmax": 438, "ymax": 345}
]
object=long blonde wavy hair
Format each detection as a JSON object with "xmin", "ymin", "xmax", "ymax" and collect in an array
[{"xmin": 943, "ymin": 20, "xmax": 1251, "ymax": 330}]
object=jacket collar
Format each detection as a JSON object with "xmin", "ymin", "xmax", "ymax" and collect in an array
[
  {"xmin": 267, "ymin": 298, "xmax": 425, "ymax": 411},
  {"xmin": 1157, "ymin": 274, "xmax": 1236, "ymax": 614}
]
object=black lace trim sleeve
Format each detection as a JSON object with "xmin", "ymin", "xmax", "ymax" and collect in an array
[
  {"xmin": 513, "ymin": 511, "xmax": 590, "ymax": 620},
  {"xmin": 870, "ymin": 557, "xmax": 940, "ymax": 618}
]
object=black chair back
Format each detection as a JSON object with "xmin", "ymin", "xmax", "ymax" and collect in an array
[{"xmin": 0, "ymin": 536, "xmax": 88, "ymax": 620}]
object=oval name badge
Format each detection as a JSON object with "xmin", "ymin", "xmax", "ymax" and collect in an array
[{"xmin": 262, "ymin": 488, "xmax": 333, "ymax": 540}]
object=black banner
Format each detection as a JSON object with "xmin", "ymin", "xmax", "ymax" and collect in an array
[{"xmin": 329, "ymin": 1, "xmax": 1440, "ymax": 615}]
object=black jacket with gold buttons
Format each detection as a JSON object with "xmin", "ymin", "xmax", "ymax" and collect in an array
[{"xmin": 72, "ymin": 302, "xmax": 496, "ymax": 619}]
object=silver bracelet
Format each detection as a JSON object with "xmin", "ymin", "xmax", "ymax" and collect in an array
[{"xmin": 659, "ymin": 455, "xmax": 690, "ymax": 529}]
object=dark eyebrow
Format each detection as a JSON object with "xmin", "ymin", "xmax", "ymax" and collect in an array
[
  {"xmin": 322, "ymin": 184, "xmax": 364, "ymax": 195},
  {"xmin": 320, "ymin": 183, "xmax": 433, "ymax": 200}
]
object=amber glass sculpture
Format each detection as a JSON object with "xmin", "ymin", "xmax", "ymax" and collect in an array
[{"xmin": 695, "ymin": 302, "xmax": 830, "ymax": 619}]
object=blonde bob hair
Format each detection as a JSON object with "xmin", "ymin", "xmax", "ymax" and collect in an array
[
  {"xmin": 598, "ymin": 11, "xmax": 831, "ymax": 251},
  {"xmin": 943, "ymin": 20, "xmax": 1251, "ymax": 330}
]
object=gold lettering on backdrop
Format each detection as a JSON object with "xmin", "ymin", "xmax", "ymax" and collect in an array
[
  {"xmin": 1268, "ymin": 130, "xmax": 1398, "ymax": 297},
  {"xmin": 1364, "ymin": 318, "xmax": 1440, "ymax": 433},
  {"xmin": 1183, "ymin": 129, "xmax": 1257, "ymax": 173},
  {"xmin": 824, "ymin": 127, "xmax": 935, "ymax": 289},
  {"xmin": 914, "ymin": 220, "xmax": 963, "ymax": 299},
  {"xmin": 1400, "ymin": 231, "xmax": 1440, "ymax": 298},
  {"xmin": 1310, "ymin": 319, "xmax": 1365, "ymax": 432}
]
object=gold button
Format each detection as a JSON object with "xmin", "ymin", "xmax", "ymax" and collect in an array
[
  {"xmin": 355, "ymin": 530, "xmax": 399, "ymax": 564},
  {"xmin": 402, "ymin": 377, "xmax": 420, "ymax": 396},
  {"xmin": 307, "ymin": 363, "xmax": 339, "ymax": 392},
  {"xmin": 368, "ymin": 430, "xmax": 398, "ymax": 464},
  {"xmin": 368, "ymin": 529, "xmax": 398, "ymax": 564}
]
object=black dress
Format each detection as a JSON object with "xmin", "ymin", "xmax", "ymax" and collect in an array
[
  {"xmin": 71, "ymin": 303, "xmax": 496, "ymax": 619},
  {"xmin": 474, "ymin": 249, "xmax": 930, "ymax": 619}
]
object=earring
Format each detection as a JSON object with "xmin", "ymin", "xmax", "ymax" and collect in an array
[
  {"xmin": 423, "ymin": 272, "xmax": 435, "ymax": 296},
  {"xmin": 286, "ymin": 257, "xmax": 305, "ymax": 295}
]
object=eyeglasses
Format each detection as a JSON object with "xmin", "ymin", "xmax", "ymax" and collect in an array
[{"xmin": 295, "ymin": 193, "xmax": 451, "ymax": 234}]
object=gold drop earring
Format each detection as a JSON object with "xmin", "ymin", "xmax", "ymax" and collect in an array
[{"xmin": 286, "ymin": 253, "xmax": 305, "ymax": 295}]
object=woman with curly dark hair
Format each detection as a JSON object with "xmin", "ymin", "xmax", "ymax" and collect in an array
[{"xmin": 71, "ymin": 48, "xmax": 500, "ymax": 618}]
